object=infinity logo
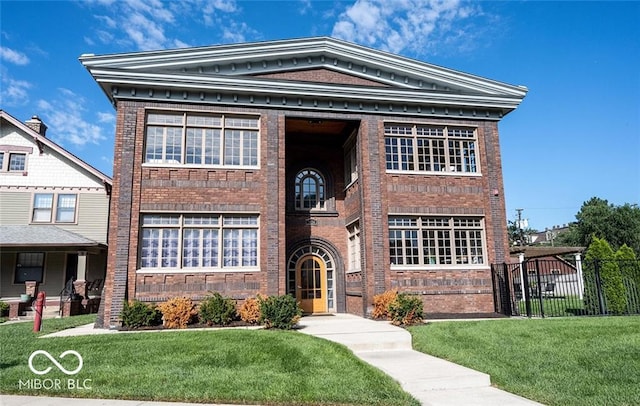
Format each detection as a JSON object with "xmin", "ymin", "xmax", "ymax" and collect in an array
[{"xmin": 28, "ymin": 350, "xmax": 84, "ymax": 375}]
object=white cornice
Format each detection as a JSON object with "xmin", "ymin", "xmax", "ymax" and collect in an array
[
  {"xmin": 81, "ymin": 37, "xmax": 527, "ymax": 119},
  {"xmin": 91, "ymin": 68, "xmax": 523, "ymax": 110},
  {"xmin": 81, "ymin": 37, "xmax": 527, "ymax": 98}
]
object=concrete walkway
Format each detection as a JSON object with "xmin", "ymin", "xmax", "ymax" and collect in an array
[
  {"xmin": 297, "ymin": 314, "xmax": 543, "ymax": 406},
  {"xmin": 2, "ymin": 314, "xmax": 543, "ymax": 406}
]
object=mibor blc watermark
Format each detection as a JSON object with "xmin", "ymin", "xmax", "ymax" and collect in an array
[{"xmin": 19, "ymin": 350, "xmax": 92, "ymax": 390}]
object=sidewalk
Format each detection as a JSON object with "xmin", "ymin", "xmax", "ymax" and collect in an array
[
  {"xmin": 297, "ymin": 314, "xmax": 543, "ymax": 406},
  {"xmin": 3, "ymin": 314, "xmax": 543, "ymax": 406}
]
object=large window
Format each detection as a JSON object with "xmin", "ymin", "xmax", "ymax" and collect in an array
[
  {"xmin": 15, "ymin": 252, "xmax": 45, "ymax": 283},
  {"xmin": 389, "ymin": 216, "xmax": 485, "ymax": 267},
  {"xmin": 140, "ymin": 214, "xmax": 259, "ymax": 271},
  {"xmin": 385, "ymin": 124, "xmax": 478, "ymax": 173},
  {"xmin": 32, "ymin": 193, "xmax": 77, "ymax": 223},
  {"xmin": 144, "ymin": 112, "xmax": 259, "ymax": 167},
  {"xmin": 295, "ymin": 169, "xmax": 325, "ymax": 210}
]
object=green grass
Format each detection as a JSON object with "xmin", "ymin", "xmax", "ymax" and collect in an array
[
  {"xmin": 408, "ymin": 316, "xmax": 640, "ymax": 406},
  {"xmin": 1, "ymin": 315, "xmax": 418, "ymax": 406}
]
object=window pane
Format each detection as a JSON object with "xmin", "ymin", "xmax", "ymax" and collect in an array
[
  {"xmin": 187, "ymin": 115, "xmax": 221, "ymax": 127},
  {"xmin": 185, "ymin": 129, "xmax": 203, "ymax": 164},
  {"xmin": 32, "ymin": 194, "xmax": 53, "ymax": 222},
  {"xmin": 241, "ymin": 229, "xmax": 258, "ymax": 266},
  {"xmin": 15, "ymin": 252, "xmax": 44, "ymax": 283},
  {"xmin": 9, "ymin": 153, "xmax": 26, "ymax": 171},
  {"xmin": 56, "ymin": 194, "xmax": 76, "ymax": 222},
  {"xmin": 202, "ymin": 229, "xmax": 219, "ymax": 267},
  {"xmin": 141, "ymin": 229, "xmax": 160, "ymax": 268},
  {"xmin": 161, "ymin": 229, "xmax": 179, "ymax": 267},
  {"xmin": 242, "ymin": 131, "xmax": 258, "ymax": 166},
  {"xmin": 203, "ymin": 129, "xmax": 221, "ymax": 165},
  {"xmin": 165, "ymin": 128, "xmax": 182, "ymax": 163},
  {"xmin": 225, "ymin": 117, "xmax": 258, "ymax": 128},
  {"xmin": 145, "ymin": 127, "xmax": 165, "ymax": 162},
  {"xmin": 224, "ymin": 130, "xmax": 241, "ymax": 165},
  {"xmin": 223, "ymin": 229, "xmax": 240, "ymax": 267},
  {"xmin": 0, "ymin": 152, "xmax": 4, "ymax": 170},
  {"xmin": 148, "ymin": 113, "xmax": 183, "ymax": 125}
]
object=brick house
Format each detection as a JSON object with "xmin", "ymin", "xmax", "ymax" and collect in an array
[
  {"xmin": 81, "ymin": 37, "xmax": 527, "ymax": 328},
  {"xmin": 0, "ymin": 110, "xmax": 111, "ymax": 312}
]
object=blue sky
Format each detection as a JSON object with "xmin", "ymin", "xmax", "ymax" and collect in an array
[{"xmin": 1, "ymin": 0, "xmax": 638, "ymax": 230}]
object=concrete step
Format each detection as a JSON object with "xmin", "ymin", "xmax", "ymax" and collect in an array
[{"xmin": 297, "ymin": 314, "xmax": 413, "ymax": 352}]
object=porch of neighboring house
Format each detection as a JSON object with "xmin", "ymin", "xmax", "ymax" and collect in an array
[{"xmin": 0, "ymin": 225, "xmax": 107, "ymax": 320}]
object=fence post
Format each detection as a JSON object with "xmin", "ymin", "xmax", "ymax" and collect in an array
[
  {"xmin": 594, "ymin": 259, "xmax": 606, "ymax": 315},
  {"xmin": 575, "ymin": 253, "xmax": 584, "ymax": 300},
  {"xmin": 503, "ymin": 263, "xmax": 513, "ymax": 316},
  {"xmin": 535, "ymin": 259, "xmax": 545, "ymax": 318},
  {"xmin": 522, "ymin": 260, "xmax": 532, "ymax": 318}
]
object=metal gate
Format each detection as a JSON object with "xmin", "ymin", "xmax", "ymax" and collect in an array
[{"xmin": 492, "ymin": 258, "xmax": 640, "ymax": 318}]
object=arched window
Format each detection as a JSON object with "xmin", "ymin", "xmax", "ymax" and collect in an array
[{"xmin": 295, "ymin": 169, "xmax": 325, "ymax": 210}]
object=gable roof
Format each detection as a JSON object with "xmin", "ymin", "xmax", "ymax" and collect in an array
[
  {"xmin": 0, "ymin": 110, "xmax": 112, "ymax": 190},
  {"xmin": 80, "ymin": 37, "xmax": 527, "ymax": 121}
]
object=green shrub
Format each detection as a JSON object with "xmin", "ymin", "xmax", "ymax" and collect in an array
[
  {"xmin": 120, "ymin": 300, "xmax": 162, "ymax": 329},
  {"xmin": 388, "ymin": 293, "xmax": 423, "ymax": 326},
  {"xmin": 158, "ymin": 297, "xmax": 198, "ymax": 329},
  {"xmin": 584, "ymin": 237, "xmax": 627, "ymax": 315},
  {"xmin": 0, "ymin": 301, "xmax": 9, "ymax": 316},
  {"xmin": 259, "ymin": 294, "xmax": 302, "ymax": 330},
  {"xmin": 199, "ymin": 292, "xmax": 237, "ymax": 326}
]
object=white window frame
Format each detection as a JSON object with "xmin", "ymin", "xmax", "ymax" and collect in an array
[
  {"xmin": 31, "ymin": 193, "xmax": 77, "ymax": 224},
  {"xmin": 343, "ymin": 131, "xmax": 358, "ymax": 188},
  {"xmin": 347, "ymin": 221, "xmax": 361, "ymax": 273},
  {"xmin": 138, "ymin": 213, "xmax": 260, "ymax": 273},
  {"xmin": 384, "ymin": 123, "xmax": 480, "ymax": 175},
  {"xmin": 143, "ymin": 111, "xmax": 260, "ymax": 169},
  {"xmin": 389, "ymin": 215, "xmax": 487, "ymax": 269}
]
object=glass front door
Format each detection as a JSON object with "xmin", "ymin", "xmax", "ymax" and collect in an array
[{"xmin": 296, "ymin": 255, "xmax": 327, "ymax": 313}]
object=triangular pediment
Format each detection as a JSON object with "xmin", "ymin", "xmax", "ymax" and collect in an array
[
  {"xmin": 250, "ymin": 68, "xmax": 391, "ymax": 88},
  {"xmin": 81, "ymin": 37, "xmax": 527, "ymax": 119}
]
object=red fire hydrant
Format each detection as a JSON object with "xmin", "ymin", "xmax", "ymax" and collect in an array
[{"xmin": 33, "ymin": 291, "xmax": 46, "ymax": 332}]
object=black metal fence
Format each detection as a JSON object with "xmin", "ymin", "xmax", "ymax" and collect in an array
[{"xmin": 492, "ymin": 258, "xmax": 640, "ymax": 318}]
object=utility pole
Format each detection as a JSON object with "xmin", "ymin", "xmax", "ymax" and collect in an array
[{"xmin": 516, "ymin": 208, "xmax": 525, "ymax": 246}]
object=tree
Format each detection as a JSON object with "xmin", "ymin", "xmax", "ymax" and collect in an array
[
  {"xmin": 507, "ymin": 219, "xmax": 538, "ymax": 246},
  {"xmin": 559, "ymin": 197, "xmax": 640, "ymax": 253},
  {"xmin": 583, "ymin": 237, "xmax": 626, "ymax": 315},
  {"xmin": 615, "ymin": 244, "xmax": 640, "ymax": 314}
]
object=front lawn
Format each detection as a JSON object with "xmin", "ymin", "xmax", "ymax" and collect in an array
[
  {"xmin": 1, "ymin": 316, "xmax": 418, "ymax": 405},
  {"xmin": 408, "ymin": 316, "xmax": 640, "ymax": 406}
]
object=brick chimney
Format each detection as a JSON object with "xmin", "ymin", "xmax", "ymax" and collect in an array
[{"xmin": 25, "ymin": 115, "xmax": 47, "ymax": 137}]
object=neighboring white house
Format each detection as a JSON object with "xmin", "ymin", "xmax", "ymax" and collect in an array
[{"xmin": 0, "ymin": 110, "xmax": 112, "ymax": 305}]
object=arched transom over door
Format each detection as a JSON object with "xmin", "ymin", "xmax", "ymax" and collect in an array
[{"xmin": 287, "ymin": 245, "xmax": 335, "ymax": 313}]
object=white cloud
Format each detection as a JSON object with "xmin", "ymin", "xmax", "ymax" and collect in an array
[
  {"xmin": 36, "ymin": 89, "xmax": 108, "ymax": 147},
  {"xmin": 88, "ymin": 0, "xmax": 241, "ymax": 51},
  {"xmin": 0, "ymin": 69, "xmax": 32, "ymax": 106},
  {"xmin": 331, "ymin": 0, "xmax": 482, "ymax": 56},
  {"xmin": 97, "ymin": 112, "xmax": 115, "ymax": 124},
  {"xmin": 0, "ymin": 46, "xmax": 30, "ymax": 65}
]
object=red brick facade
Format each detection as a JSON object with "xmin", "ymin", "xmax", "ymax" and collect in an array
[{"xmin": 84, "ymin": 38, "xmax": 525, "ymax": 328}]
